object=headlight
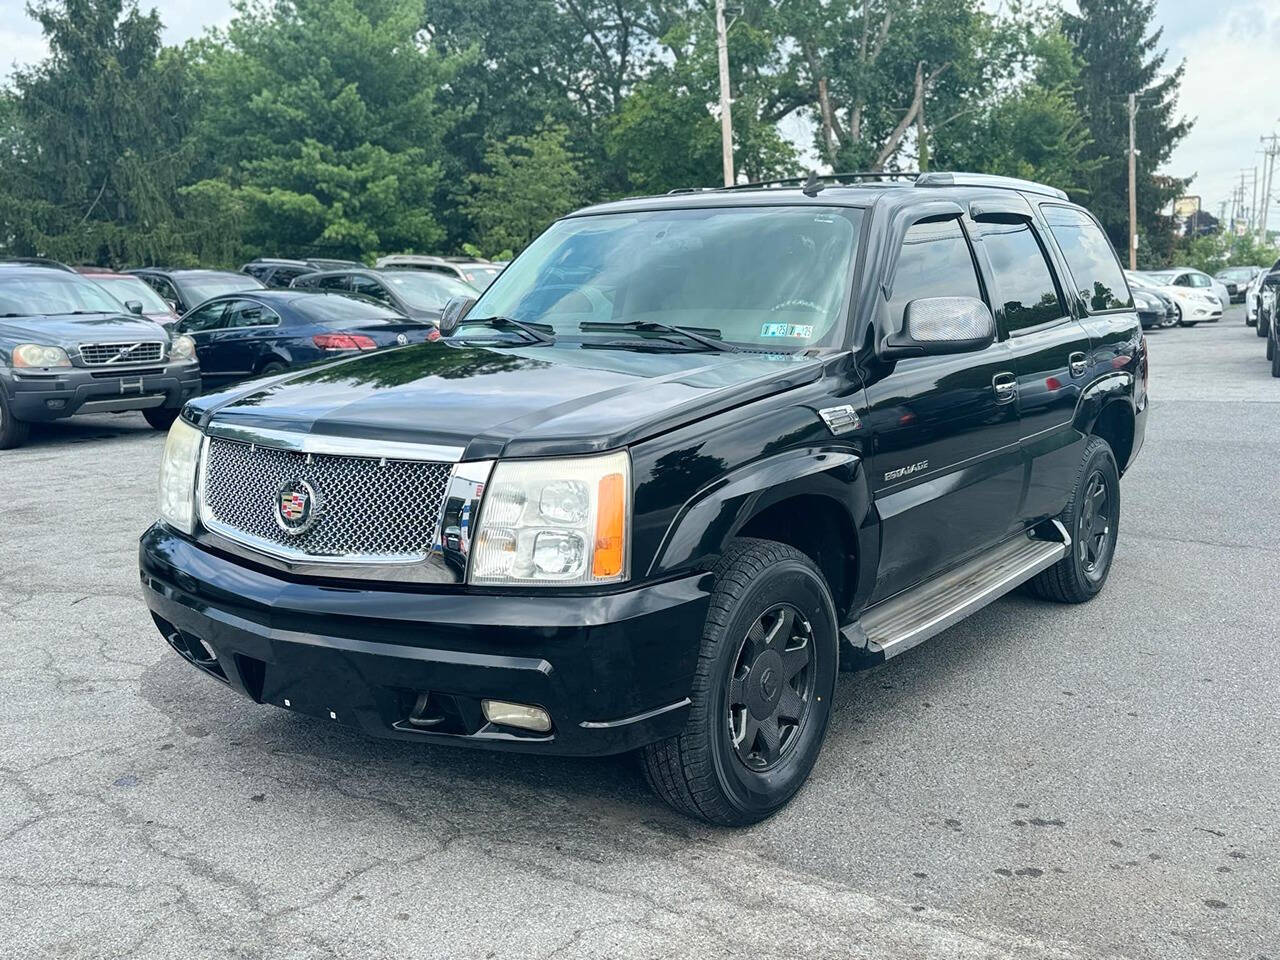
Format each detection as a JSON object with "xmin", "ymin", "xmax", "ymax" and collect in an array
[
  {"xmin": 468, "ymin": 450, "xmax": 630, "ymax": 586},
  {"xmin": 158, "ymin": 417, "xmax": 203, "ymax": 534},
  {"xmin": 12, "ymin": 343, "xmax": 71, "ymax": 368},
  {"xmin": 170, "ymin": 334, "xmax": 196, "ymax": 362}
]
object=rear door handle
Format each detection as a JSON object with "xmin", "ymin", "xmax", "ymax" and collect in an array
[
  {"xmin": 992, "ymin": 372, "xmax": 1017, "ymax": 403},
  {"xmin": 1068, "ymin": 352, "xmax": 1088, "ymax": 378}
]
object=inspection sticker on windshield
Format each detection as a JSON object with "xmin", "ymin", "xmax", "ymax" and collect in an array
[{"xmin": 760, "ymin": 322, "xmax": 814, "ymax": 339}]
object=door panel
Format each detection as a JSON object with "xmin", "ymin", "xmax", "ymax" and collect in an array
[
  {"xmin": 970, "ymin": 211, "xmax": 1092, "ymax": 524},
  {"xmin": 867, "ymin": 217, "xmax": 1024, "ymax": 603}
]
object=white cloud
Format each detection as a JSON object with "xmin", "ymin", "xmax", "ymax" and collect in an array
[{"xmin": 1160, "ymin": 1, "xmax": 1280, "ymax": 224}]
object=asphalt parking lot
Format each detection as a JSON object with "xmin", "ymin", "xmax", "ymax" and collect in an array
[{"xmin": 2, "ymin": 304, "xmax": 1276, "ymax": 960}]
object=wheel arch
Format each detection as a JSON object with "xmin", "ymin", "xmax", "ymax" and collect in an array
[{"xmin": 647, "ymin": 448, "xmax": 877, "ymax": 623}]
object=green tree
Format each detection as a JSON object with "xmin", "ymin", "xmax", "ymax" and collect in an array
[
  {"xmin": 189, "ymin": 0, "xmax": 455, "ymax": 261},
  {"xmin": 465, "ymin": 126, "xmax": 582, "ymax": 254},
  {"xmin": 0, "ymin": 0, "xmax": 198, "ymax": 265},
  {"xmin": 1064, "ymin": 0, "xmax": 1192, "ymax": 265}
]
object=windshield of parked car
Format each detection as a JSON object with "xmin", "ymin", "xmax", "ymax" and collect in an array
[
  {"xmin": 470, "ymin": 206, "xmax": 864, "ymax": 349},
  {"xmin": 380, "ymin": 271, "xmax": 476, "ymax": 309},
  {"xmin": 1142, "ymin": 271, "xmax": 1177, "ymax": 285},
  {"xmin": 292, "ymin": 293, "xmax": 410, "ymax": 324},
  {"xmin": 179, "ymin": 274, "xmax": 265, "ymax": 302},
  {"xmin": 91, "ymin": 275, "xmax": 171, "ymax": 314},
  {"xmin": 0, "ymin": 273, "xmax": 127, "ymax": 316},
  {"xmin": 1218, "ymin": 267, "xmax": 1255, "ymax": 281},
  {"xmin": 460, "ymin": 265, "xmax": 502, "ymax": 288}
]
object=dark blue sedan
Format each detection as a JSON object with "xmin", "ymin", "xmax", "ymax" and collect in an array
[{"xmin": 174, "ymin": 290, "xmax": 438, "ymax": 391}]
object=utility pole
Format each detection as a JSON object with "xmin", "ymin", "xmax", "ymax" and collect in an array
[
  {"xmin": 714, "ymin": 0, "xmax": 734, "ymax": 187},
  {"xmin": 1260, "ymin": 134, "xmax": 1279, "ymax": 243},
  {"xmin": 1127, "ymin": 93, "xmax": 1138, "ymax": 269}
]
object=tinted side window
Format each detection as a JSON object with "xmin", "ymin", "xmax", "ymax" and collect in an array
[
  {"xmin": 351, "ymin": 276, "xmax": 393, "ymax": 306},
  {"xmin": 178, "ymin": 300, "xmax": 227, "ymax": 333},
  {"xmin": 1042, "ymin": 206, "xmax": 1132, "ymax": 312},
  {"xmin": 317, "ymin": 274, "xmax": 351, "ymax": 291},
  {"xmin": 974, "ymin": 219, "xmax": 1064, "ymax": 333},
  {"xmin": 888, "ymin": 219, "xmax": 983, "ymax": 326},
  {"xmin": 224, "ymin": 300, "xmax": 279, "ymax": 328}
]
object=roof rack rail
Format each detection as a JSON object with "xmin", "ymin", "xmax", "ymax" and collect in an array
[
  {"xmin": 914, "ymin": 171, "xmax": 1068, "ymax": 201},
  {"xmin": 719, "ymin": 171, "xmax": 919, "ymax": 192}
]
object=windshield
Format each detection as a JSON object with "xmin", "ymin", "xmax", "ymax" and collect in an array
[
  {"xmin": 0, "ymin": 273, "xmax": 126, "ymax": 317},
  {"xmin": 91, "ymin": 275, "xmax": 171, "ymax": 314},
  {"xmin": 1142, "ymin": 272, "xmax": 1177, "ymax": 285},
  {"xmin": 381, "ymin": 271, "xmax": 476, "ymax": 309},
  {"xmin": 1218, "ymin": 267, "xmax": 1254, "ymax": 281},
  {"xmin": 180, "ymin": 274, "xmax": 264, "ymax": 302},
  {"xmin": 461, "ymin": 265, "xmax": 502, "ymax": 289},
  {"xmin": 470, "ymin": 206, "xmax": 864, "ymax": 349}
]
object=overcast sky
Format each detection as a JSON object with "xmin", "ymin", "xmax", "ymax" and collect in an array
[{"xmin": 0, "ymin": 0, "xmax": 1277, "ymax": 226}]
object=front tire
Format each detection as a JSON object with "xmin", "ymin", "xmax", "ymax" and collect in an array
[
  {"xmin": 1258, "ymin": 314, "xmax": 1270, "ymax": 338},
  {"xmin": 1026, "ymin": 436, "xmax": 1120, "ymax": 604},
  {"xmin": 0, "ymin": 391, "xmax": 30, "ymax": 449},
  {"xmin": 1271, "ymin": 340, "xmax": 1280, "ymax": 378},
  {"xmin": 143, "ymin": 407, "xmax": 180, "ymax": 431},
  {"xmin": 641, "ymin": 539, "xmax": 838, "ymax": 826}
]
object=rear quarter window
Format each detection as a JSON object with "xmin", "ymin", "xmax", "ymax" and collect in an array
[{"xmin": 1041, "ymin": 205, "xmax": 1132, "ymax": 312}]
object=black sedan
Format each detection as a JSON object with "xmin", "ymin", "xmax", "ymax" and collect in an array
[
  {"xmin": 174, "ymin": 290, "xmax": 439, "ymax": 391},
  {"xmin": 290, "ymin": 267, "xmax": 477, "ymax": 323},
  {"xmin": 127, "ymin": 268, "xmax": 266, "ymax": 314}
]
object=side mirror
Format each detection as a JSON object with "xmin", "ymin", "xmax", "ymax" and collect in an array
[
  {"xmin": 164, "ymin": 299, "xmax": 179, "ymax": 312},
  {"xmin": 879, "ymin": 296, "xmax": 995, "ymax": 360},
  {"xmin": 438, "ymin": 295, "xmax": 477, "ymax": 337},
  {"xmin": 125, "ymin": 299, "xmax": 144, "ymax": 315}
]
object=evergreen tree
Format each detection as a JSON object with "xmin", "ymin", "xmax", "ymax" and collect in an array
[
  {"xmin": 1064, "ymin": 0, "xmax": 1192, "ymax": 265},
  {"xmin": 0, "ymin": 0, "xmax": 197, "ymax": 265}
]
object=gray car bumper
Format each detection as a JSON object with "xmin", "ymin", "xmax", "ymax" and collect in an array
[{"xmin": 3, "ymin": 361, "xmax": 201, "ymax": 422}]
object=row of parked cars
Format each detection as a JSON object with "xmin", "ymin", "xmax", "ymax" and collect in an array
[
  {"xmin": 1125, "ymin": 266, "xmax": 1229, "ymax": 329},
  {"xmin": 0, "ymin": 254, "xmax": 504, "ymax": 448},
  {"xmin": 1242, "ymin": 259, "xmax": 1280, "ymax": 377}
]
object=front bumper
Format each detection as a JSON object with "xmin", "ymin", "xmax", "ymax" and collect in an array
[
  {"xmin": 5, "ymin": 361, "xmax": 200, "ymax": 422},
  {"xmin": 139, "ymin": 524, "xmax": 708, "ymax": 756}
]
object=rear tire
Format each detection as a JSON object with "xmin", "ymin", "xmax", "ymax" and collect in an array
[
  {"xmin": 1271, "ymin": 341, "xmax": 1280, "ymax": 378},
  {"xmin": 641, "ymin": 538, "xmax": 838, "ymax": 826},
  {"xmin": 259, "ymin": 361, "xmax": 287, "ymax": 376},
  {"xmin": 1026, "ymin": 436, "xmax": 1120, "ymax": 604},
  {"xmin": 142, "ymin": 407, "xmax": 180, "ymax": 431},
  {"xmin": 1267, "ymin": 336, "xmax": 1274, "ymax": 362},
  {"xmin": 1258, "ymin": 314, "xmax": 1270, "ymax": 338},
  {"xmin": 0, "ymin": 391, "xmax": 30, "ymax": 449}
]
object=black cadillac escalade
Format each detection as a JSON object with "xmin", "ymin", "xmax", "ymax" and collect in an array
[{"xmin": 140, "ymin": 172, "xmax": 1147, "ymax": 825}]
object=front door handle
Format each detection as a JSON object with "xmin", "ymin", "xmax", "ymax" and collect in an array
[
  {"xmin": 1068, "ymin": 352, "xmax": 1088, "ymax": 378},
  {"xmin": 992, "ymin": 372, "xmax": 1017, "ymax": 403}
]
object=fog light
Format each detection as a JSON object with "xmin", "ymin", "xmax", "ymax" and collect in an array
[
  {"xmin": 45, "ymin": 398, "xmax": 66, "ymax": 410},
  {"xmin": 482, "ymin": 699, "xmax": 551, "ymax": 733}
]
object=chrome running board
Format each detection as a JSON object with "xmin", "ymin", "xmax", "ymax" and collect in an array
[{"xmin": 845, "ymin": 524, "xmax": 1069, "ymax": 662}]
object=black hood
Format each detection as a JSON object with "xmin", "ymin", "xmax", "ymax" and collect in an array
[
  {"xmin": 192, "ymin": 341, "xmax": 824, "ymax": 459},
  {"xmin": 0, "ymin": 312, "xmax": 169, "ymax": 349}
]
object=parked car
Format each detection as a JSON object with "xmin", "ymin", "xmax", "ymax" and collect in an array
[
  {"xmin": 1137, "ymin": 269, "xmax": 1222, "ymax": 326},
  {"xmin": 173, "ymin": 289, "xmax": 440, "ymax": 391},
  {"xmin": 0, "ymin": 266, "xmax": 199, "ymax": 448},
  {"xmin": 1141, "ymin": 267, "xmax": 1229, "ymax": 320},
  {"xmin": 240, "ymin": 257, "xmax": 362, "ymax": 289},
  {"xmin": 1, "ymin": 257, "xmax": 77, "ymax": 273},
  {"xmin": 76, "ymin": 269, "xmax": 179, "ymax": 327},
  {"xmin": 142, "ymin": 170, "xmax": 1146, "ymax": 825},
  {"xmin": 290, "ymin": 267, "xmax": 476, "ymax": 322},
  {"xmin": 1259, "ymin": 270, "xmax": 1280, "ymax": 347},
  {"xmin": 1252, "ymin": 258, "xmax": 1280, "ymax": 335},
  {"xmin": 1124, "ymin": 272, "xmax": 1177, "ymax": 328},
  {"xmin": 1215, "ymin": 265, "xmax": 1263, "ymax": 304},
  {"xmin": 1245, "ymin": 267, "xmax": 1268, "ymax": 327},
  {"xmin": 373, "ymin": 254, "xmax": 504, "ymax": 290},
  {"xmin": 127, "ymin": 268, "xmax": 266, "ymax": 314}
]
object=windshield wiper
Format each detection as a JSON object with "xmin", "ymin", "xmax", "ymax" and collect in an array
[
  {"xmin": 452, "ymin": 316, "xmax": 555, "ymax": 345},
  {"xmin": 579, "ymin": 320, "xmax": 739, "ymax": 352}
]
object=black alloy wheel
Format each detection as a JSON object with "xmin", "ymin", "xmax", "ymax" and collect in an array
[
  {"xmin": 727, "ymin": 604, "xmax": 816, "ymax": 771},
  {"xmin": 641, "ymin": 538, "xmax": 838, "ymax": 826},
  {"xmin": 1077, "ymin": 469, "xmax": 1115, "ymax": 583}
]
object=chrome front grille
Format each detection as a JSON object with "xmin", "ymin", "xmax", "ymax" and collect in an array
[
  {"xmin": 200, "ymin": 436, "xmax": 452, "ymax": 561},
  {"xmin": 79, "ymin": 341, "xmax": 164, "ymax": 365}
]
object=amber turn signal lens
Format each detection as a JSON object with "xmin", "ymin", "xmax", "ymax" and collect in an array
[{"xmin": 592, "ymin": 471, "xmax": 626, "ymax": 578}]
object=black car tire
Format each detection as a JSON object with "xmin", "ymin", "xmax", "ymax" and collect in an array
[
  {"xmin": 0, "ymin": 391, "xmax": 30, "ymax": 450},
  {"xmin": 1258, "ymin": 314, "xmax": 1269, "ymax": 338},
  {"xmin": 1268, "ymin": 336, "xmax": 1274, "ymax": 362},
  {"xmin": 1272, "ymin": 340, "xmax": 1280, "ymax": 378},
  {"xmin": 143, "ymin": 407, "xmax": 180, "ymax": 431},
  {"xmin": 641, "ymin": 538, "xmax": 838, "ymax": 826},
  {"xmin": 259, "ymin": 361, "xmax": 287, "ymax": 376},
  {"xmin": 1026, "ymin": 436, "xmax": 1120, "ymax": 605}
]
